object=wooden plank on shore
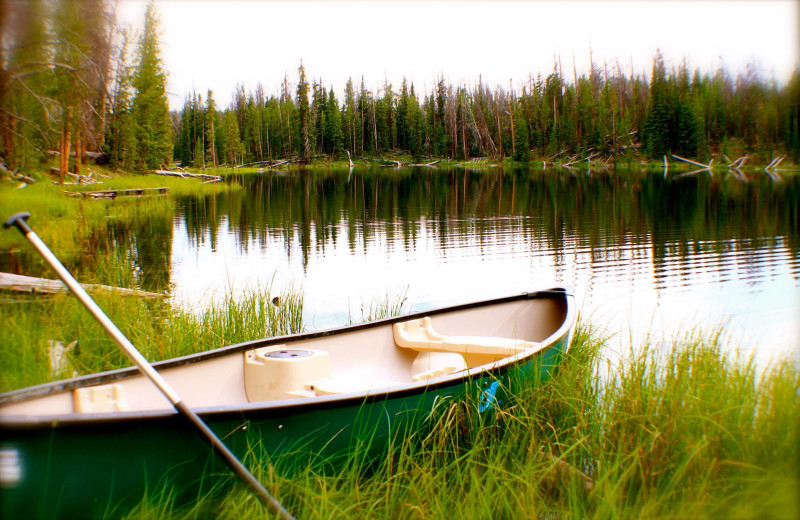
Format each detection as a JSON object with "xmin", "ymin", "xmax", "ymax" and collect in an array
[{"xmin": 0, "ymin": 272, "xmax": 165, "ymax": 298}]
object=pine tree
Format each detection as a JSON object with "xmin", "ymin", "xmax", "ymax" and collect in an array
[
  {"xmin": 513, "ymin": 109, "xmax": 530, "ymax": 161},
  {"xmin": 325, "ymin": 89, "xmax": 344, "ymax": 155},
  {"xmin": 342, "ymin": 78, "xmax": 359, "ymax": 156},
  {"xmin": 131, "ymin": 1, "xmax": 172, "ymax": 171},
  {"xmin": 644, "ymin": 51, "xmax": 672, "ymax": 158},
  {"xmin": 204, "ymin": 90, "xmax": 219, "ymax": 167},
  {"xmin": 297, "ymin": 61, "xmax": 312, "ymax": 161},
  {"xmin": 220, "ymin": 110, "xmax": 244, "ymax": 165},
  {"xmin": 107, "ymin": 28, "xmax": 137, "ymax": 170}
]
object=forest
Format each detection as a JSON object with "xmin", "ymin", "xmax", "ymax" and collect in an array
[
  {"xmin": 2, "ymin": 0, "xmax": 800, "ymax": 176},
  {"xmin": 176, "ymin": 58, "xmax": 800, "ymax": 168}
]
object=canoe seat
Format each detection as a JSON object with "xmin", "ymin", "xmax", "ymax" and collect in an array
[
  {"xmin": 393, "ymin": 317, "xmax": 541, "ymax": 372},
  {"xmin": 244, "ymin": 346, "xmax": 401, "ymax": 401},
  {"xmin": 73, "ymin": 384, "xmax": 130, "ymax": 413}
]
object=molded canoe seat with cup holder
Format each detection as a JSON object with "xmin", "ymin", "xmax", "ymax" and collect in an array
[{"xmin": 243, "ymin": 345, "xmax": 400, "ymax": 402}]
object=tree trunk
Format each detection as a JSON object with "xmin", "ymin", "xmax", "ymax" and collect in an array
[
  {"xmin": 61, "ymin": 107, "xmax": 72, "ymax": 183},
  {"xmin": 74, "ymin": 132, "xmax": 82, "ymax": 176}
]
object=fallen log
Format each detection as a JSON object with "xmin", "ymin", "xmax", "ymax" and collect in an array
[
  {"xmin": 768, "ymin": 155, "xmax": 786, "ymax": 171},
  {"xmin": 12, "ymin": 172, "xmax": 35, "ymax": 184},
  {"xmin": 671, "ymin": 154, "xmax": 711, "ymax": 169},
  {"xmin": 154, "ymin": 170, "xmax": 221, "ymax": 182},
  {"xmin": 765, "ymin": 155, "xmax": 781, "ymax": 170},
  {"xmin": 267, "ymin": 160, "xmax": 289, "ymax": 169},
  {"xmin": 728, "ymin": 155, "xmax": 748, "ymax": 169},
  {"xmin": 0, "ymin": 272, "xmax": 164, "ymax": 299},
  {"xmin": 234, "ymin": 160, "xmax": 271, "ymax": 169},
  {"xmin": 408, "ymin": 160, "xmax": 439, "ymax": 167}
]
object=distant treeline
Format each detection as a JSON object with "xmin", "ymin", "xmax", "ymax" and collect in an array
[
  {"xmin": 176, "ymin": 55, "xmax": 800, "ymax": 167},
  {"xmin": 2, "ymin": 0, "xmax": 798, "ymax": 175}
]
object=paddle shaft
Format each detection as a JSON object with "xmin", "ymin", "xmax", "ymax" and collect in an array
[{"xmin": 4, "ymin": 213, "xmax": 294, "ymax": 520}]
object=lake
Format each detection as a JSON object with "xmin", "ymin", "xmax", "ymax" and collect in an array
[{"xmin": 137, "ymin": 166, "xmax": 797, "ymax": 364}]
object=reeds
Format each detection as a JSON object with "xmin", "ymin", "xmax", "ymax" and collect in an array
[
  {"xmin": 0, "ymin": 284, "xmax": 304, "ymax": 392},
  {"xmin": 113, "ymin": 324, "xmax": 799, "ymax": 519},
  {"xmin": 348, "ymin": 286, "xmax": 410, "ymax": 324}
]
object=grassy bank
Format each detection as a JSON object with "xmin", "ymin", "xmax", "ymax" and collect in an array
[
  {"xmin": 110, "ymin": 323, "xmax": 796, "ymax": 519},
  {"xmin": 0, "ymin": 166, "xmax": 238, "ymax": 281},
  {"xmin": 0, "ymin": 285, "xmax": 303, "ymax": 393}
]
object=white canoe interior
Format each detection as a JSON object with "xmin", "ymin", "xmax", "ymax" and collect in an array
[{"xmin": 0, "ymin": 296, "xmax": 569, "ymax": 418}]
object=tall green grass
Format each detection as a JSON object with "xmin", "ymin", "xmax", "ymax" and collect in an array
[
  {"xmin": 347, "ymin": 286, "xmax": 410, "ymax": 324},
  {"xmin": 115, "ymin": 324, "xmax": 798, "ymax": 519},
  {"xmin": 0, "ymin": 285, "xmax": 303, "ymax": 392},
  {"xmin": 0, "ymin": 169, "xmax": 238, "ymax": 277}
]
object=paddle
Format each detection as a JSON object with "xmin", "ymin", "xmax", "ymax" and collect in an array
[{"xmin": 4, "ymin": 212, "xmax": 294, "ymax": 519}]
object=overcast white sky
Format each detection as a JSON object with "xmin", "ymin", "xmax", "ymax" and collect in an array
[{"xmin": 118, "ymin": 1, "xmax": 799, "ymax": 110}]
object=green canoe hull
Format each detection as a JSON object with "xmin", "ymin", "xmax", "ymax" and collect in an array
[{"xmin": 0, "ymin": 290, "xmax": 573, "ymax": 519}]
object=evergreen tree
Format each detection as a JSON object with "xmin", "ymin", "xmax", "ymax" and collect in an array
[
  {"xmin": 220, "ymin": 110, "xmax": 245, "ymax": 165},
  {"xmin": 643, "ymin": 51, "xmax": 672, "ymax": 158},
  {"xmin": 107, "ymin": 27, "xmax": 137, "ymax": 170},
  {"xmin": 204, "ymin": 90, "xmax": 219, "ymax": 167},
  {"xmin": 325, "ymin": 89, "xmax": 344, "ymax": 155},
  {"xmin": 407, "ymin": 84, "xmax": 425, "ymax": 156},
  {"xmin": 297, "ymin": 61, "xmax": 312, "ymax": 161},
  {"xmin": 342, "ymin": 78, "xmax": 359, "ymax": 156},
  {"xmin": 312, "ymin": 81, "xmax": 326, "ymax": 153},
  {"xmin": 513, "ymin": 109, "xmax": 530, "ymax": 161},
  {"xmin": 434, "ymin": 77, "xmax": 448, "ymax": 156},
  {"xmin": 397, "ymin": 79, "xmax": 410, "ymax": 151},
  {"xmin": 131, "ymin": 1, "xmax": 172, "ymax": 171},
  {"xmin": 672, "ymin": 64, "xmax": 698, "ymax": 157}
]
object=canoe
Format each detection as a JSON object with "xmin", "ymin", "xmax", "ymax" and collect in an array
[{"xmin": 0, "ymin": 288, "xmax": 575, "ymax": 519}]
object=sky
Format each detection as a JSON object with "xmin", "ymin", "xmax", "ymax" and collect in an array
[{"xmin": 117, "ymin": 1, "xmax": 800, "ymax": 110}]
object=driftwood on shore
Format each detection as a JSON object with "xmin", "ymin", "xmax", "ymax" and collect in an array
[
  {"xmin": 49, "ymin": 168, "xmax": 103, "ymax": 185},
  {"xmin": 154, "ymin": 170, "xmax": 221, "ymax": 182},
  {"xmin": 1, "ymin": 163, "xmax": 36, "ymax": 185},
  {"xmin": 0, "ymin": 272, "xmax": 164, "ymax": 299}
]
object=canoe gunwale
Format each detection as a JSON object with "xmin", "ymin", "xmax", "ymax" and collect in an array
[{"xmin": 0, "ymin": 288, "xmax": 574, "ymax": 420}]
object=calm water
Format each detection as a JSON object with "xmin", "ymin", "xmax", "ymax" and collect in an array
[
  {"xmin": 5, "ymin": 167, "xmax": 791, "ymax": 362},
  {"xmin": 151, "ymin": 166, "xmax": 799, "ymax": 363}
]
